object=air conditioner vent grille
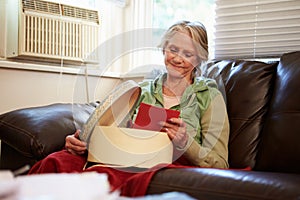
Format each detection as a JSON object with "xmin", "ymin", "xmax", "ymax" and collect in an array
[
  {"xmin": 22, "ymin": 0, "xmax": 60, "ymax": 15},
  {"xmin": 22, "ymin": 0, "xmax": 99, "ymax": 24},
  {"xmin": 62, "ymin": 5, "xmax": 99, "ymax": 24}
]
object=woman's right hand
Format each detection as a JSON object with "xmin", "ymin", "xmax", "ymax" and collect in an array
[{"xmin": 65, "ymin": 130, "xmax": 87, "ymax": 155}]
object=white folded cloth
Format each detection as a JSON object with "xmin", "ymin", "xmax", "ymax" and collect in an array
[
  {"xmin": 1, "ymin": 171, "xmax": 117, "ymax": 200},
  {"xmin": 17, "ymin": 172, "xmax": 115, "ymax": 200},
  {"xmin": 0, "ymin": 171, "xmax": 19, "ymax": 200}
]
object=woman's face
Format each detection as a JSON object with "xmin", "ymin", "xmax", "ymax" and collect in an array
[{"xmin": 164, "ymin": 31, "xmax": 200, "ymax": 80}]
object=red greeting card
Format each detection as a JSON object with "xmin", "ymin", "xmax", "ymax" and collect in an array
[{"xmin": 132, "ymin": 102, "xmax": 180, "ymax": 131}]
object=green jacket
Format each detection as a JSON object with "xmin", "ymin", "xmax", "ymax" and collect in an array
[{"xmin": 133, "ymin": 73, "xmax": 229, "ymax": 168}]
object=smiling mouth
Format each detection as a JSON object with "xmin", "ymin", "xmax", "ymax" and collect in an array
[{"xmin": 169, "ymin": 63, "xmax": 184, "ymax": 68}]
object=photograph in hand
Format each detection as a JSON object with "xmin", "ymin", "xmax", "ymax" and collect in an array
[{"xmin": 132, "ymin": 102, "xmax": 180, "ymax": 132}]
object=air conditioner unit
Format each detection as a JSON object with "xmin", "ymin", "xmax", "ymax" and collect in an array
[{"xmin": 0, "ymin": 0, "xmax": 100, "ymax": 63}]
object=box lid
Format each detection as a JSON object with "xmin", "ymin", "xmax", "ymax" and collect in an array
[{"xmin": 79, "ymin": 80, "xmax": 141, "ymax": 143}]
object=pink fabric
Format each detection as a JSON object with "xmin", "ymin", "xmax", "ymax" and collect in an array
[{"xmin": 29, "ymin": 150, "xmax": 86, "ymax": 173}]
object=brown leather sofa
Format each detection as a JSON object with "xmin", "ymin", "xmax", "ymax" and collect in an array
[{"xmin": 1, "ymin": 51, "xmax": 300, "ymax": 199}]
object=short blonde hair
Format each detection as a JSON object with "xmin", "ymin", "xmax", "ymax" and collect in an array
[{"xmin": 159, "ymin": 20, "xmax": 209, "ymax": 76}]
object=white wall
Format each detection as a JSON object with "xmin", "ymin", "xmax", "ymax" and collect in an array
[{"xmin": 0, "ymin": 67, "xmax": 122, "ymax": 114}]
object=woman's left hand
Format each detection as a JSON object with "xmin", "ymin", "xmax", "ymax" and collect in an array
[{"xmin": 160, "ymin": 118, "xmax": 188, "ymax": 149}]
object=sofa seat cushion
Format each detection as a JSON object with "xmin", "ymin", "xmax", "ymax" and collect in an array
[{"xmin": 0, "ymin": 103, "xmax": 95, "ymax": 160}]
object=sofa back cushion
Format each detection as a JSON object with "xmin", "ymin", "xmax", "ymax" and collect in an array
[
  {"xmin": 255, "ymin": 51, "xmax": 300, "ymax": 173},
  {"xmin": 204, "ymin": 60, "xmax": 277, "ymax": 169}
]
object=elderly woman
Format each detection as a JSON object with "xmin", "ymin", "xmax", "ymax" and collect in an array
[{"xmin": 29, "ymin": 20, "xmax": 229, "ymax": 195}]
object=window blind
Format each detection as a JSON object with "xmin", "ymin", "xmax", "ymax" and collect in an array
[{"xmin": 214, "ymin": 0, "xmax": 300, "ymax": 59}]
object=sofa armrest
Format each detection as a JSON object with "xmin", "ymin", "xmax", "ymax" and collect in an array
[{"xmin": 0, "ymin": 103, "xmax": 96, "ymax": 163}]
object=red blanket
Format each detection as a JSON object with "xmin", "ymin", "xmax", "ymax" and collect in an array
[{"xmin": 28, "ymin": 150, "xmax": 194, "ymax": 197}]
